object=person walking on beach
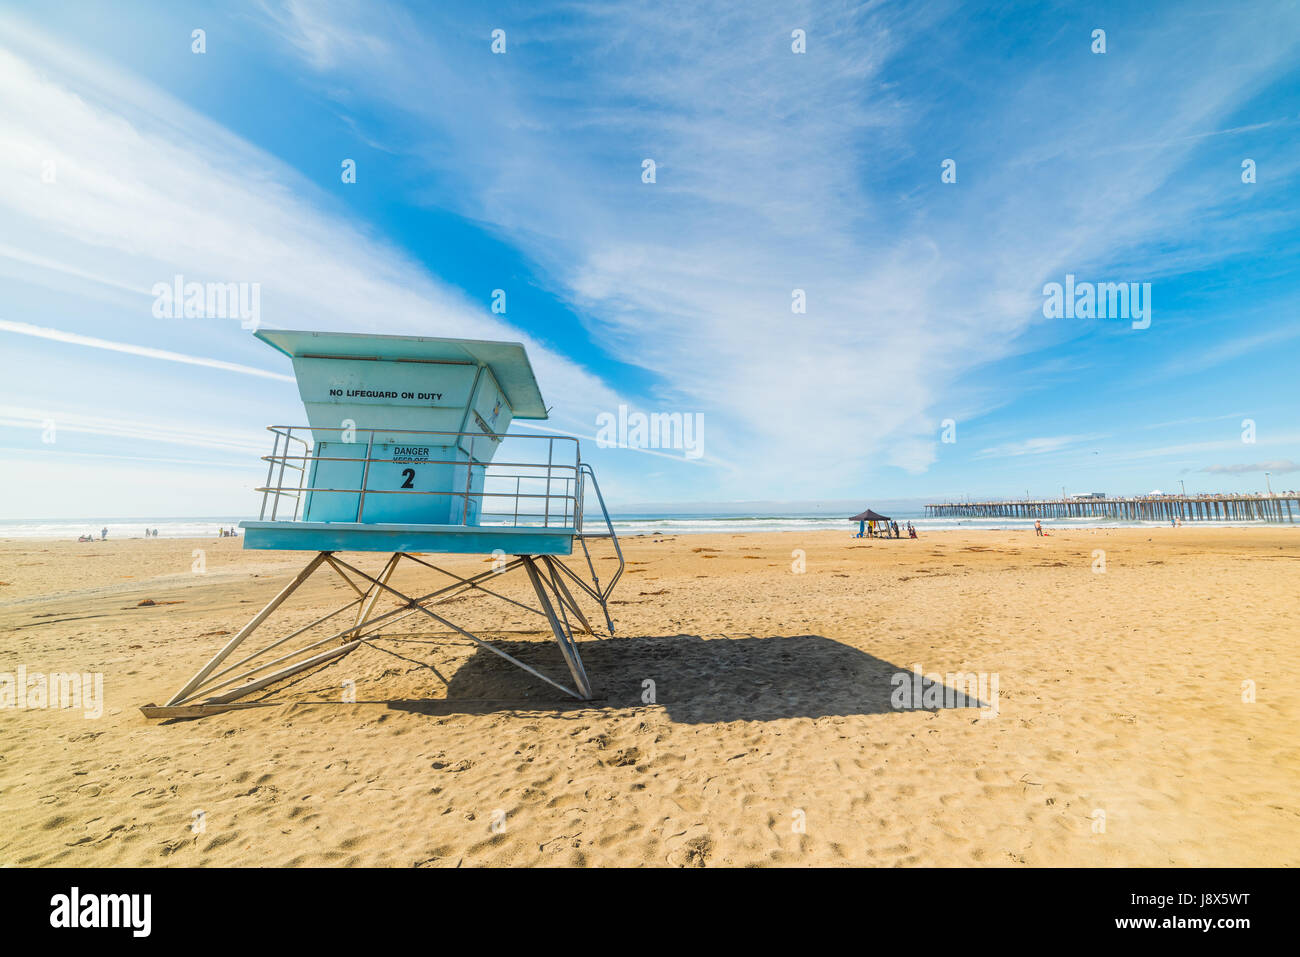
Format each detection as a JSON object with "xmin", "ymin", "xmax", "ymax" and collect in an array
[
  {"xmin": 100, "ymin": 526, "xmax": 107, "ymax": 541},
  {"xmin": 1034, "ymin": 519, "xmax": 1043, "ymax": 537}
]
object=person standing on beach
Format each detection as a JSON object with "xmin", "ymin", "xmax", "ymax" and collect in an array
[
  {"xmin": 100, "ymin": 526, "xmax": 107, "ymax": 540},
  {"xmin": 1034, "ymin": 519, "xmax": 1043, "ymax": 536}
]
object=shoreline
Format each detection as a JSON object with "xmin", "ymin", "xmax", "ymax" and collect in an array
[{"xmin": 2, "ymin": 519, "xmax": 1297, "ymax": 542}]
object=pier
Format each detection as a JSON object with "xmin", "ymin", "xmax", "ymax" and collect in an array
[{"xmin": 925, "ymin": 493, "xmax": 1300, "ymax": 523}]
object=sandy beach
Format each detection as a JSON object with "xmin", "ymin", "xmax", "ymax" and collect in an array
[{"xmin": 1, "ymin": 527, "xmax": 1296, "ymax": 867}]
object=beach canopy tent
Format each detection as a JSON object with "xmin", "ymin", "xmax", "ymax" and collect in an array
[{"xmin": 849, "ymin": 508, "xmax": 892, "ymax": 537}]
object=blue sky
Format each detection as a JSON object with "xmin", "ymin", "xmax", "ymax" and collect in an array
[{"xmin": 1, "ymin": 0, "xmax": 1298, "ymax": 519}]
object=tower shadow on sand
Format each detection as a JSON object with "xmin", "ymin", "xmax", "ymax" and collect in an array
[{"xmin": 382, "ymin": 633, "xmax": 988, "ymax": 723}]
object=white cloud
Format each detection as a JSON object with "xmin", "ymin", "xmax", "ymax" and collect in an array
[
  {"xmin": 3, "ymin": 3, "xmax": 1297, "ymax": 512},
  {"xmin": 1202, "ymin": 460, "xmax": 1299, "ymax": 475},
  {"xmin": 0, "ymin": 12, "xmax": 621, "ymax": 441},
  {"xmin": 0, "ymin": 405, "xmax": 268, "ymax": 455},
  {"xmin": 258, "ymin": 0, "xmax": 1300, "ymax": 495},
  {"xmin": 976, "ymin": 433, "xmax": 1110, "ymax": 459},
  {"xmin": 0, "ymin": 320, "xmax": 295, "ymax": 382}
]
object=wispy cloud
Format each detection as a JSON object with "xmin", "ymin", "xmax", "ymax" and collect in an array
[
  {"xmin": 0, "ymin": 405, "xmax": 268, "ymax": 455},
  {"xmin": 0, "ymin": 320, "xmax": 295, "ymax": 382},
  {"xmin": 1151, "ymin": 325, "xmax": 1300, "ymax": 379},
  {"xmin": 3, "ymin": 3, "xmax": 1297, "ymax": 513},
  {"xmin": 0, "ymin": 447, "xmax": 257, "ymax": 470},
  {"xmin": 1201, "ymin": 460, "xmax": 1299, "ymax": 475},
  {"xmin": 1141, "ymin": 412, "xmax": 1249, "ymax": 431},
  {"xmin": 260, "ymin": 0, "xmax": 1300, "ymax": 491},
  {"xmin": 0, "ymin": 12, "xmax": 622, "ymax": 436},
  {"xmin": 976, "ymin": 433, "xmax": 1110, "ymax": 459},
  {"xmin": 1096, "ymin": 433, "xmax": 1300, "ymax": 466}
]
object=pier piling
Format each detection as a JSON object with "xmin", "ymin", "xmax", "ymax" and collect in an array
[{"xmin": 924, "ymin": 493, "xmax": 1299, "ymax": 523}]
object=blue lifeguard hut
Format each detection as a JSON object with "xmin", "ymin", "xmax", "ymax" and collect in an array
[{"xmin": 143, "ymin": 330, "xmax": 623, "ymax": 719}]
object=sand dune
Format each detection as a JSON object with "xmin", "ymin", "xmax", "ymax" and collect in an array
[{"xmin": 0, "ymin": 527, "xmax": 1296, "ymax": 866}]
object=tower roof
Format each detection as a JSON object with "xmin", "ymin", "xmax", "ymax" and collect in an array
[{"xmin": 254, "ymin": 328, "xmax": 549, "ymax": 419}]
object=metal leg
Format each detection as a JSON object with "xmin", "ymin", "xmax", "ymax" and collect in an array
[
  {"xmin": 344, "ymin": 552, "xmax": 401, "ymax": 638},
  {"xmin": 163, "ymin": 551, "xmax": 328, "ymax": 707},
  {"xmin": 143, "ymin": 550, "xmax": 600, "ymax": 719},
  {"xmin": 328, "ymin": 555, "xmax": 590, "ymax": 699},
  {"xmin": 576, "ymin": 534, "xmax": 615, "ymax": 634},
  {"xmin": 399, "ymin": 552, "xmax": 540, "ymax": 617},
  {"xmin": 541, "ymin": 556, "xmax": 594, "ymax": 636},
  {"xmin": 189, "ymin": 559, "xmax": 520, "ymax": 707},
  {"xmin": 198, "ymin": 643, "xmax": 359, "ymax": 706},
  {"xmin": 523, "ymin": 557, "xmax": 592, "ymax": 699}
]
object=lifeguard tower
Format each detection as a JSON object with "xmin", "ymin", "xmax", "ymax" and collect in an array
[{"xmin": 142, "ymin": 329, "xmax": 623, "ymax": 719}]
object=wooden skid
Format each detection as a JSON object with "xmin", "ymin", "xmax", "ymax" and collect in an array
[{"xmin": 140, "ymin": 701, "xmax": 276, "ymax": 719}]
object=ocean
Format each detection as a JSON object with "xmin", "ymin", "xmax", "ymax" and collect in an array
[{"xmin": 0, "ymin": 511, "xmax": 1281, "ymax": 540}]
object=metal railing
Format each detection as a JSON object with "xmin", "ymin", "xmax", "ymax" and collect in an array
[{"xmin": 254, "ymin": 426, "xmax": 585, "ymax": 529}]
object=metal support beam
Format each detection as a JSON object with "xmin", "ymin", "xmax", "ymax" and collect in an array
[
  {"xmin": 146, "ymin": 543, "xmax": 615, "ymax": 718},
  {"xmin": 345, "ymin": 552, "xmax": 401, "ymax": 638},
  {"xmin": 329, "ymin": 555, "xmax": 593, "ymax": 700},
  {"xmin": 542, "ymin": 555, "xmax": 595, "ymax": 636},
  {"xmin": 164, "ymin": 551, "xmax": 328, "ymax": 707},
  {"xmin": 522, "ymin": 556, "xmax": 592, "ymax": 698}
]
